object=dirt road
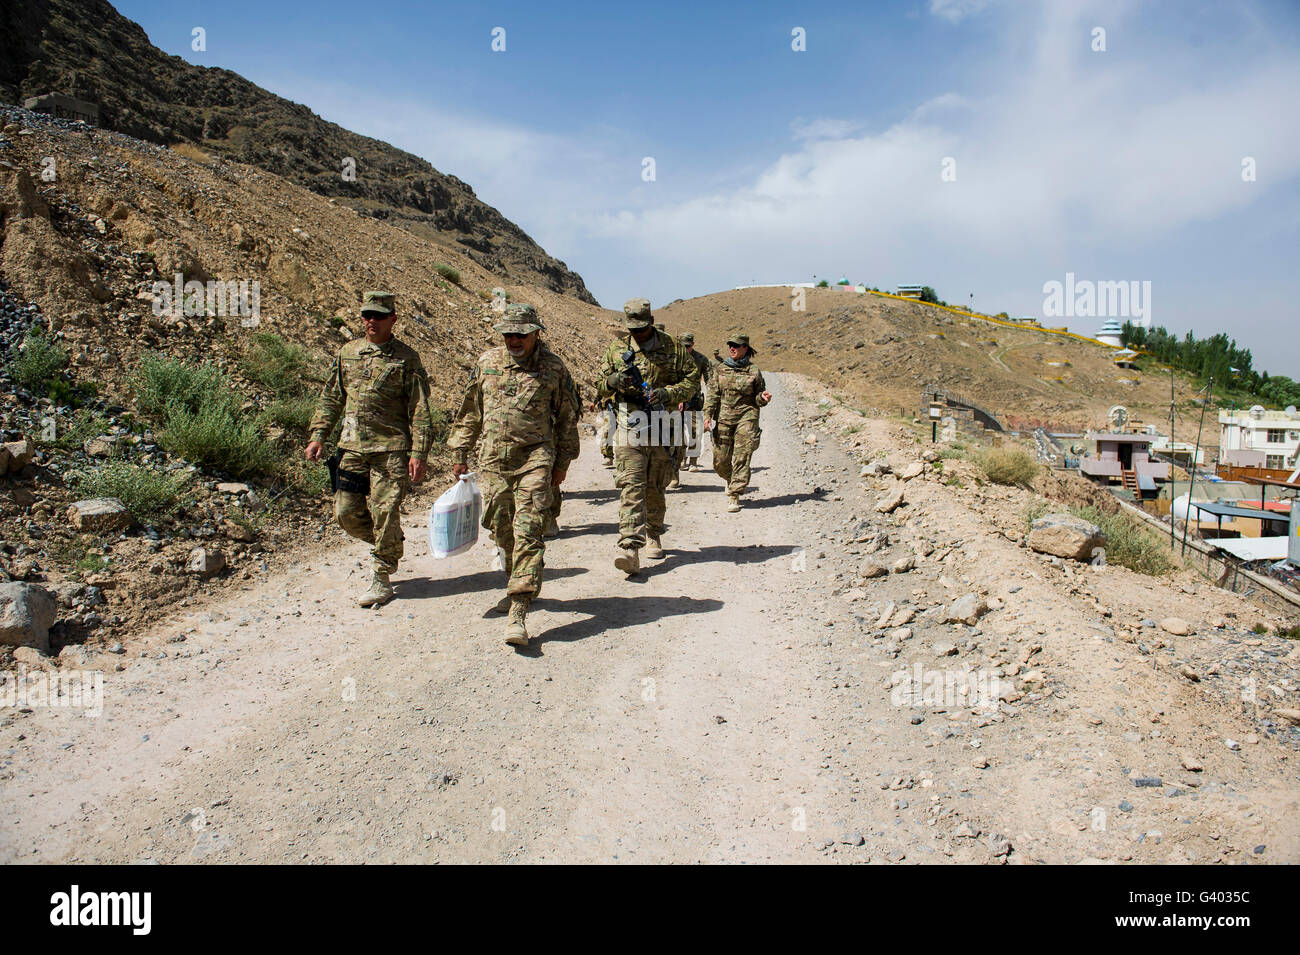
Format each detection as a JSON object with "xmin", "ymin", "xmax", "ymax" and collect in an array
[{"xmin": 2, "ymin": 373, "xmax": 1297, "ymax": 864}]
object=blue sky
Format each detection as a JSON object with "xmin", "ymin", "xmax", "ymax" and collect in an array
[{"xmin": 120, "ymin": 0, "xmax": 1300, "ymax": 376}]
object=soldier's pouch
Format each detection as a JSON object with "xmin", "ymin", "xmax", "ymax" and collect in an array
[{"xmin": 328, "ymin": 451, "xmax": 371, "ymax": 496}]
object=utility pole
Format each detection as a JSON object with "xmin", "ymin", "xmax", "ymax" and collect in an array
[
  {"xmin": 1182, "ymin": 375, "xmax": 1212, "ymax": 557},
  {"xmin": 1170, "ymin": 368, "xmax": 1176, "ymax": 549}
]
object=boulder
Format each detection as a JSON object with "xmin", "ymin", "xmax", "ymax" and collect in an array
[
  {"xmin": 0, "ymin": 446, "xmax": 9, "ymax": 475},
  {"xmin": 1160, "ymin": 617, "xmax": 1192, "ymax": 636},
  {"xmin": 67, "ymin": 498, "xmax": 131, "ymax": 533},
  {"xmin": 217, "ymin": 482, "xmax": 251, "ymax": 495},
  {"xmin": 876, "ymin": 488, "xmax": 906, "ymax": 514},
  {"xmin": 892, "ymin": 555, "xmax": 916, "ymax": 574},
  {"xmin": 83, "ymin": 435, "xmax": 118, "ymax": 457},
  {"xmin": 186, "ymin": 547, "xmax": 226, "ymax": 579},
  {"xmin": 1027, "ymin": 513, "xmax": 1106, "ymax": 561},
  {"xmin": 945, "ymin": 594, "xmax": 989, "ymax": 626},
  {"xmin": 0, "ymin": 582, "xmax": 57, "ymax": 653},
  {"xmin": 901, "ymin": 462, "xmax": 925, "ymax": 481},
  {"xmin": 3, "ymin": 436, "xmax": 35, "ymax": 473},
  {"xmin": 859, "ymin": 560, "xmax": 888, "ymax": 579}
]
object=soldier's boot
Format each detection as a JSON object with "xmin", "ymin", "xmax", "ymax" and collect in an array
[
  {"xmin": 544, "ymin": 515, "xmax": 560, "ymax": 538},
  {"xmin": 489, "ymin": 592, "xmax": 513, "ymax": 615},
  {"xmin": 727, "ymin": 495, "xmax": 742, "ymax": 513},
  {"xmin": 358, "ymin": 571, "xmax": 394, "ymax": 607},
  {"xmin": 644, "ymin": 536, "xmax": 665, "ymax": 559},
  {"xmin": 666, "ymin": 477, "xmax": 681, "ymax": 490},
  {"xmin": 614, "ymin": 545, "xmax": 640, "ymax": 576},
  {"xmin": 602, "ymin": 457, "xmax": 615, "ymax": 470},
  {"xmin": 505, "ymin": 596, "xmax": 530, "ymax": 647}
]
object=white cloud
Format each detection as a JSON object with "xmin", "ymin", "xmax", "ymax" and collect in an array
[{"xmin": 929, "ymin": 0, "xmax": 993, "ymax": 24}]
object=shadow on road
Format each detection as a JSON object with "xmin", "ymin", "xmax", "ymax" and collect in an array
[
  {"xmin": 644, "ymin": 542, "xmax": 800, "ymax": 577},
  {"xmin": 397, "ymin": 566, "xmax": 588, "ymax": 602},
  {"xmin": 744, "ymin": 489, "xmax": 829, "ymax": 509},
  {"xmin": 522, "ymin": 594, "xmax": 725, "ymax": 652}
]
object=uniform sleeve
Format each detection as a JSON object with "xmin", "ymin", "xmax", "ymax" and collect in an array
[
  {"xmin": 308, "ymin": 352, "xmax": 345, "ymax": 443},
  {"xmin": 595, "ymin": 344, "xmax": 619, "ymax": 404},
  {"xmin": 755, "ymin": 370, "xmax": 771, "ymax": 407},
  {"xmin": 553, "ymin": 368, "xmax": 582, "ymax": 472},
  {"xmin": 445, "ymin": 367, "xmax": 484, "ymax": 467},
  {"xmin": 405, "ymin": 358, "xmax": 436, "ymax": 460},
  {"xmin": 656, "ymin": 342, "xmax": 700, "ymax": 408},
  {"xmin": 704, "ymin": 366, "xmax": 722, "ymax": 420}
]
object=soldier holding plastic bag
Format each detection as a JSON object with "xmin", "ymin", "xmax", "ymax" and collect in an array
[{"xmin": 447, "ymin": 303, "xmax": 580, "ymax": 648}]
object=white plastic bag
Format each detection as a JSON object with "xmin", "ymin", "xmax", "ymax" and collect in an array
[{"xmin": 429, "ymin": 474, "xmax": 483, "ymax": 559}]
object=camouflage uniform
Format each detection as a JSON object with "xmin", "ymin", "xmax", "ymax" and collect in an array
[
  {"xmin": 706, "ymin": 333, "xmax": 770, "ymax": 501},
  {"xmin": 681, "ymin": 335, "xmax": 711, "ymax": 472},
  {"xmin": 447, "ymin": 316, "xmax": 580, "ymax": 600},
  {"xmin": 309, "ymin": 293, "xmax": 435, "ymax": 580},
  {"xmin": 596, "ymin": 300, "xmax": 700, "ymax": 554},
  {"xmin": 544, "ymin": 375, "xmax": 583, "ymax": 535}
]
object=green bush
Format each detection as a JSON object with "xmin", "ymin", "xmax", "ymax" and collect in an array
[
  {"xmin": 977, "ymin": 447, "xmax": 1039, "ymax": 485},
  {"xmin": 72, "ymin": 461, "xmax": 191, "ymax": 521},
  {"xmin": 50, "ymin": 408, "xmax": 112, "ymax": 451},
  {"xmin": 263, "ymin": 395, "xmax": 317, "ymax": 432},
  {"xmin": 134, "ymin": 353, "xmax": 230, "ymax": 417},
  {"xmin": 7, "ymin": 327, "xmax": 68, "ymax": 390},
  {"xmin": 240, "ymin": 332, "xmax": 311, "ymax": 396},
  {"xmin": 160, "ymin": 399, "xmax": 277, "ymax": 477},
  {"xmin": 1073, "ymin": 505, "xmax": 1173, "ymax": 577},
  {"xmin": 428, "ymin": 406, "xmax": 450, "ymax": 447},
  {"xmin": 435, "ymin": 263, "xmax": 461, "ymax": 285},
  {"xmin": 816, "ymin": 279, "xmax": 829, "ymax": 288}
]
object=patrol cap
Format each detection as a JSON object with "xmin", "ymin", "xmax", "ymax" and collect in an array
[
  {"xmin": 681, "ymin": 333, "xmax": 695, "ymax": 345},
  {"xmin": 622, "ymin": 298, "xmax": 653, "ymax": 329},
  {"xmin": 494, "ymin": 302, "xmax": 543, "ymax": 335},
  {"xmin": 360, "ymin": 290, "xmax": 396, "ymax": 316},
  {"xmin": 726, "ymin": 333, "xmax": 757, "ymax": 355}
]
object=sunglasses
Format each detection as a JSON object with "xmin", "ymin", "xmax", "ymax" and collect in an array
[
  {"xmin": 727, "ymin": 342, "xmax": 744, "ymax": 348},
  {"xmin": 502, "ymin": 332, "xmax": 529, "ymax": 340},
  {"xmin": 360, "ymin": 313, "xmax": 395, "ymax": 321}
]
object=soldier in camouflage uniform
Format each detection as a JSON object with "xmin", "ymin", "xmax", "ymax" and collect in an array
[
  {"xmin": 596, "ymin": 299, "xmax": 700, "ymax": 575},
  {"xmin": 543, "ymin": 375, "xmax": 583, "ymax": 538},
  {"xmin": 447, "ymin": 303, "xmax": 580, "ymax": 648},
  {"xmin": 704, "ymin": 333, "xmax": 772, "ymax": 513},
  {"xmin": 306, "ymin": 291, "xmax": 435, "ymax": 607},
  {"xmin": 670, "ymin": 332, "xmax": 712, "ymax": 481}
]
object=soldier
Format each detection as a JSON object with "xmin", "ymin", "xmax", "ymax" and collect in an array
[
  {"xmin": 544, "ymin": 375, "xmax": 583, "ymax": 538},
  {"xmin": 672, "ymin": 332, "xmax": 712, "ymax": 480},
  {"xmin": 704, "ymin": 333, "xmax": 772, "ymax": 512},
  {"xmin": 447, "ymin": 303, "xmax": 580, "ymax": 648},
  {"xmin": 596, "ymin": 299, "xmax": 700, "ymax": 574},
  {"xmin": 305, "ymin": 291, "xmax": 434, "ymax": 607}
]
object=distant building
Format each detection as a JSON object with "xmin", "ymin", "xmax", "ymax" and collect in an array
[
  {"xmin": 896, "ymin": 285, "xmax": 924, "ymax": 299},
  {"xmin": 1079, "ymin": 431, "xmax": 1170, "ymax": 496},
  {"xmin": 1218, "ymin": 405, "xmax": 1300, "ymax": 477},
  {"xmin": 1097, "ymin": 319, "xmax": 1124, "ymax": 347},
  {"xmin": 22, "ymin": 93, "xmax": 99, "ymax": 126}
]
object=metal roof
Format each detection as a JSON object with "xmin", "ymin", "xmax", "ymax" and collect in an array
[
  {"xmin": 1213, "ymin": 537, "xmax": 1290, "ymax": 561},
  {"xmin": 1193, "ymin": 501, "xmax": 1292, "ymax": 522}
]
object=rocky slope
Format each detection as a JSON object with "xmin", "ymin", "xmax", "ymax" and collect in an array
[
  {"xmin": 0, "ymin": 0, "xmax": 594, "ymax": 301},
  {"xmin": 659, "ymin": 287, "xmax": 1205, "ymax": 435}
]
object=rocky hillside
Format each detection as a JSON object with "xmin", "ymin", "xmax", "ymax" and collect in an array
[
  {"xmin": 660, "ymin": 287, "xmax": 1205, "ymax": 434},
  {"xmin": 0, "ymin": 102, "xmax": 618, "ymax": 659},
  {"xmin": 0, "ymin": 0, "xmax": 594, "ymax": 301}
]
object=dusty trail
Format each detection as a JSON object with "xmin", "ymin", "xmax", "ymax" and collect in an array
[{"xmin": 2, "ymin": 373, "xmax": 1296, "ymax": 864}]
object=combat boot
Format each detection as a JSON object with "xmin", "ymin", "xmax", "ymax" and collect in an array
[
  {"xmin": 505, "ymin": 596, "xmax": 530, "ymax": 647},
  {"xmin": 614, "ymin": 545, "xmax": 640, "ymax": 575},
  {"xmin": 358, "ymin": 571, "xmax": 394, "ymax": 607},
  {"xmin": 645, "ymin": 536, "xmax": 665, "ymax": 559},
  {"xmin": 544, "ymin": 515, "xmax": 559, "ymax": 538},
  {"xmin": 727, "ymin": 495, "xmax": 742, "ymax": 513},
  {"xmin": 666, "ymin": 478, "xmax": 681, "ymax": 490},
  {"xmin": 602, "ymin": 459, "xmax": 615, "ymax": 469}
]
